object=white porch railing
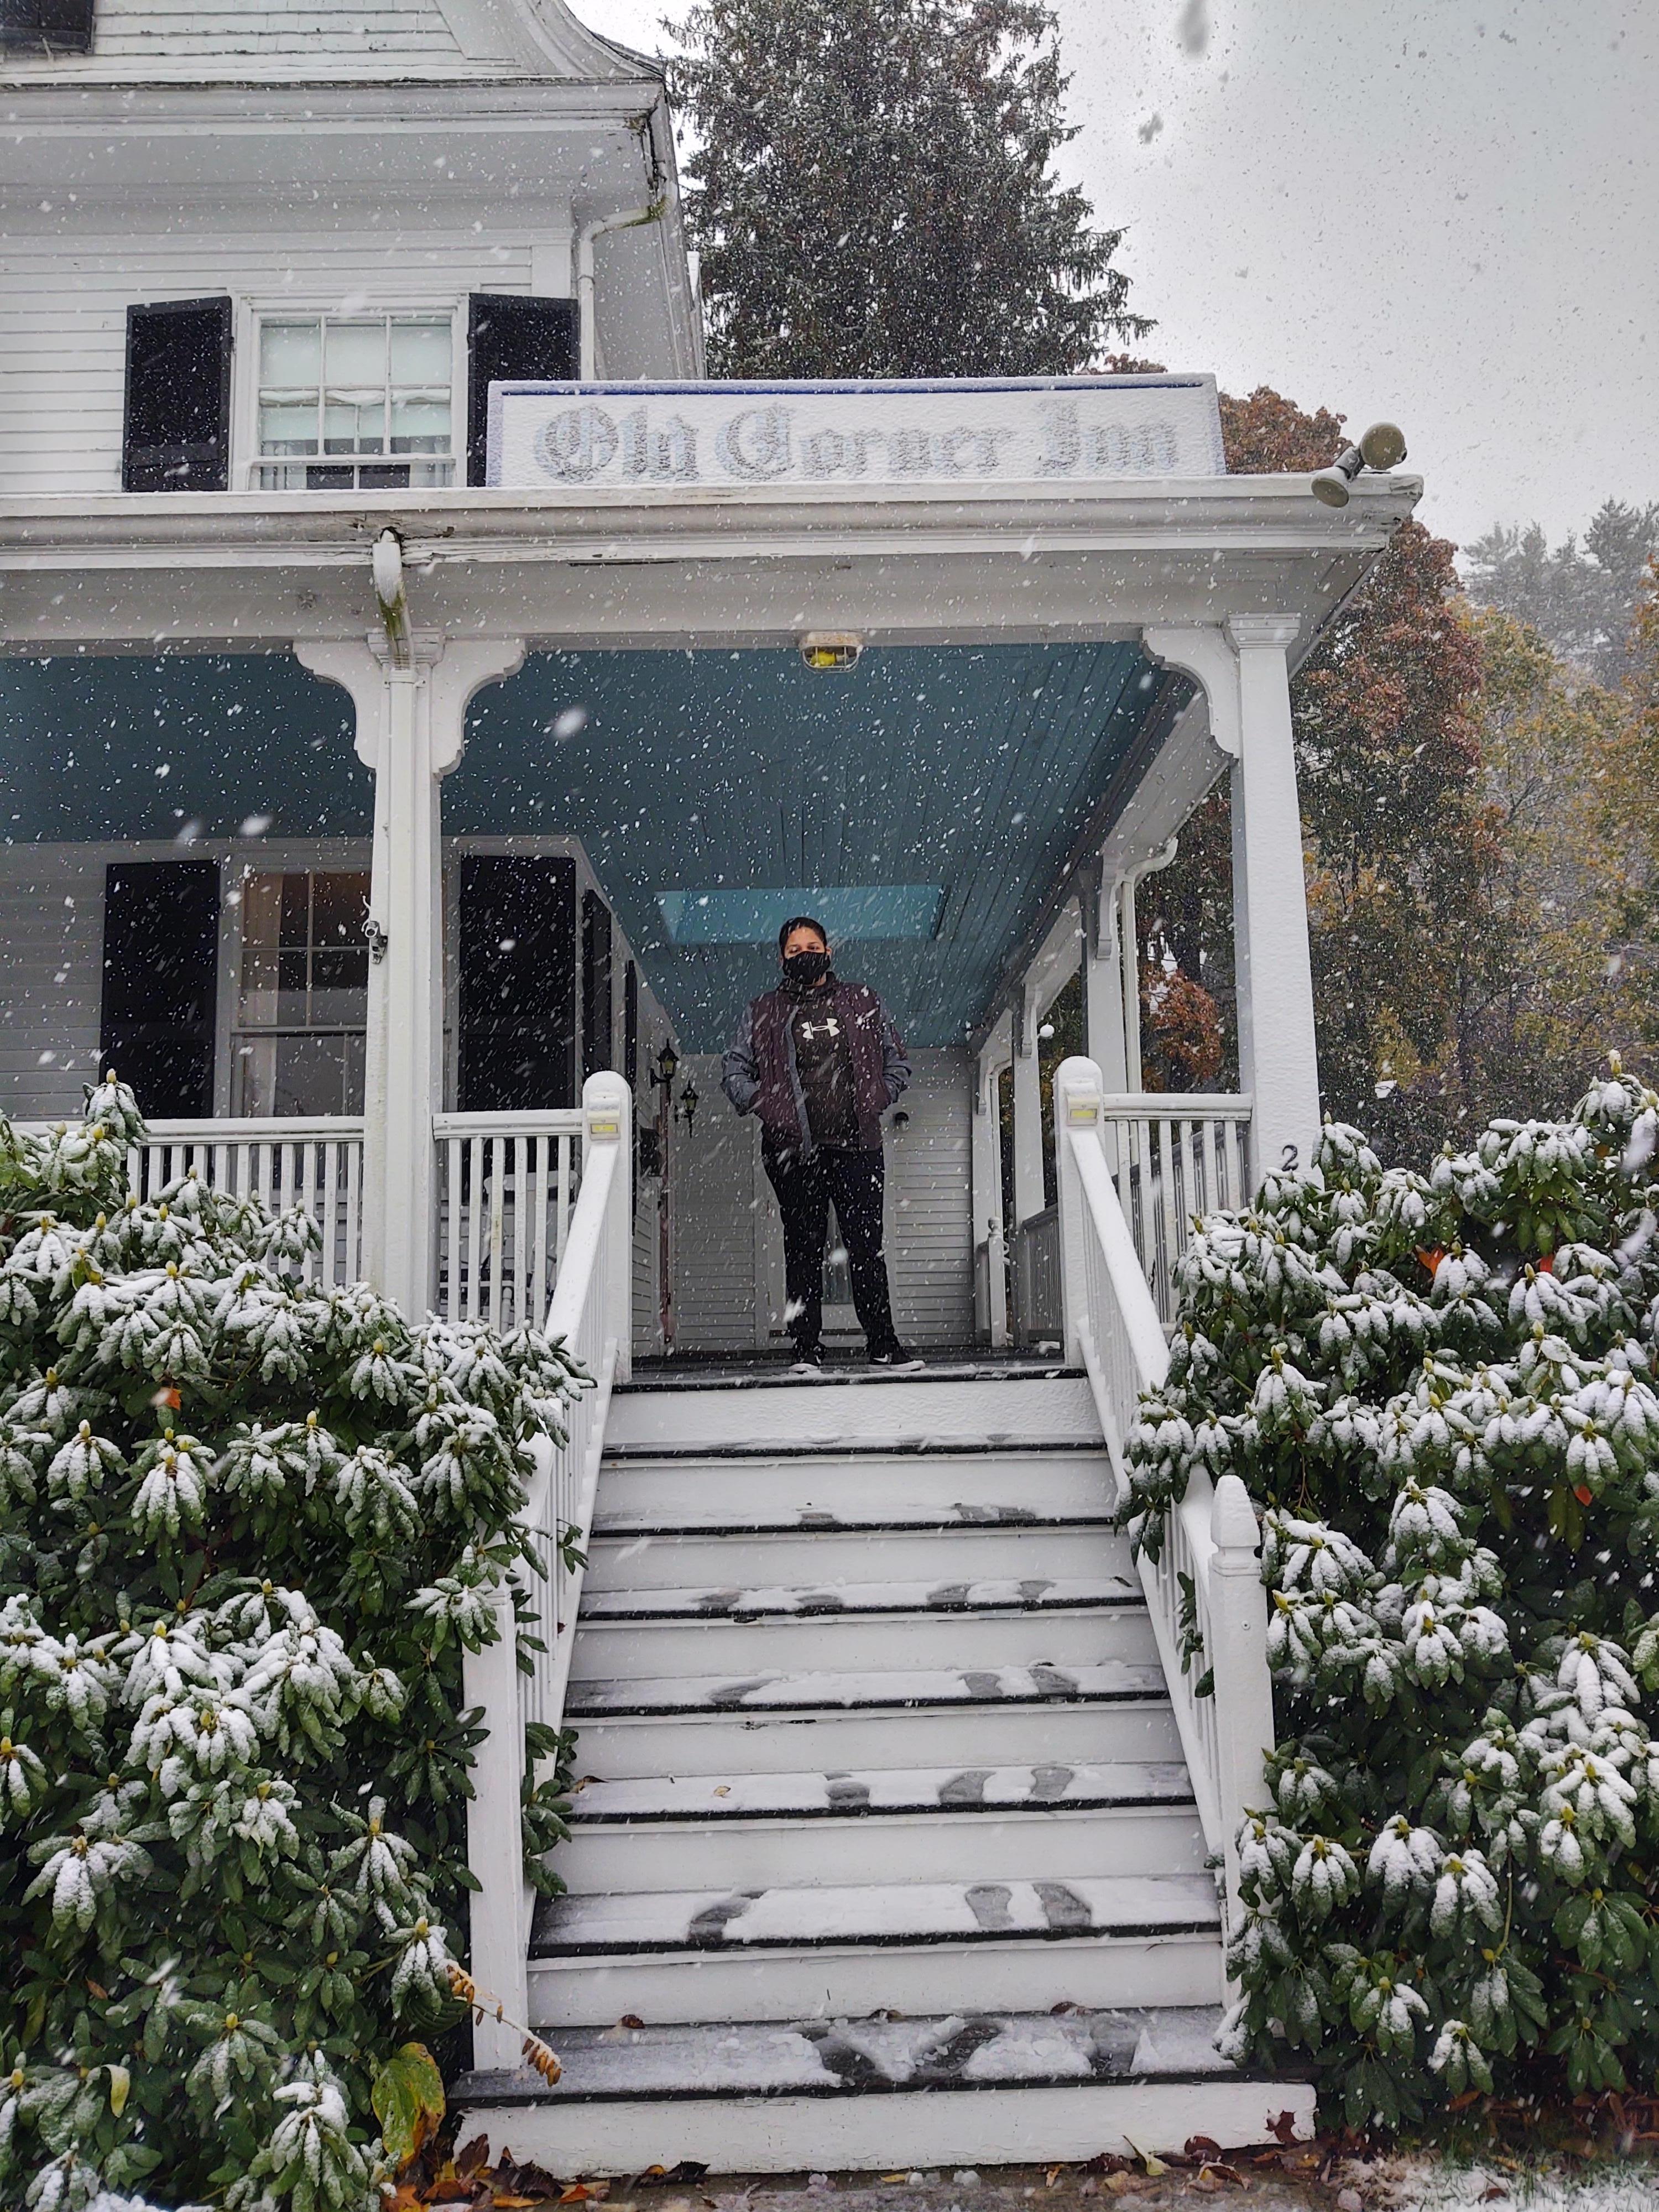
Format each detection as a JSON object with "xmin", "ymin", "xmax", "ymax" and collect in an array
[
  {"xmin": 461, "ymin": 1073, "xmax": 633, "ymax": 2070},
  {"xmin": 15, "ymin": 1116, "xmax": 368, "ymax": 1288},
  {"xmin": 434, "ymin": 1110, "xmax": 587, "ymax": 1330},
  {"xmin": 1052, "ymin": 1057, "xmax": 1273, "ymax": 1942},
  {"xmin": 1100, "ymin": 1094, "xmax": 1253, "ymax": 1326}
]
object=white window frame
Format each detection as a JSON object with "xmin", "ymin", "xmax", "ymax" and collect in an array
[{"xmin": 234, "ymin": 297, "xmax": 466, "ymax": 493}]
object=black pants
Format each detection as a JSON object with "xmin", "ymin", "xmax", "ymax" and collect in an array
[{"xmin": 763, "ymin": 1143, "xmax": 899, "ymax": 1354}]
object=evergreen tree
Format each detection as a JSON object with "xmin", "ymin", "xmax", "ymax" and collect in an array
[
  {"xmin": 0, "ymin": 1082, "xmax": 578, "ymax": 2209},
  {"xmin": 1124, "ymin": 1072, "xmax": 1659, "ymax": 2126},
  {"xmin": 668, "ymin": 0, "xmax": 1151, "ymax": 378},
  {"xmin": 1464, "ymin": 501, "xmax": 1659, "ymax": 687}
]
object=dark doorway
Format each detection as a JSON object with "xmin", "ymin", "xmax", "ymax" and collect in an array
[
  {"xmin": 101, "ymin": 860, "xmax": 220, "ymax": 1117},
  {"xmin": 457, "ymin": 855, "xmax": 576, "ymax": 1109}
]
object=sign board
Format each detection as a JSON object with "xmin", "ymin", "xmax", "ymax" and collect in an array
[{"xmin": 486, "ymin": 375, "xmax": 1227, "ymax": 492}]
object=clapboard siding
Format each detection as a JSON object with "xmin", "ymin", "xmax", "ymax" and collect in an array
[
  {"xmin": 94, "ymin": 0, "xmax": 462, "ymax": 56},
  {"xmin": 671, "ymin": 1056, "xmax": 763, "ymax": 1352},
  {"xmin": 0, "ymin": 238, "xmax": 534, "ymax": 496},
  {"xmin": 0, "ymin": 848, "xmax": 108, "ymax": 1123},
  {"xmin": 671, "ymin": 1048, "xmax": 975, "ymax": 1352},
  {"xmin": 885, "ymin": 1049, "xmax": 974, "ymax": 1344}
]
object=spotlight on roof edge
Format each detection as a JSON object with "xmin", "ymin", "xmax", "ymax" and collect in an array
[
  {"xmin": 800, "ymin": 633, "xmax": 864, "ymax": 672},
  {"xmin": 1310, "ymin": 422, "xmax": 1409, "ymax": 508}
]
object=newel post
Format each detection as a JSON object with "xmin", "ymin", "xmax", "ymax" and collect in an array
[
  {"xmin": 583, "ymin": 1071, "xmax": 634, "ymax": 1384},
  {"xmin": 1207, "ymin": 1470, "xmax": 1275, "ymax": 1931},
  {"xmin": 461, "ymin": 1584, "xmax": 530, "ymax": 2070},
  {"xmin": 1052, "ymin": 1056, "xmax": 1104, "ymax": 1374}
]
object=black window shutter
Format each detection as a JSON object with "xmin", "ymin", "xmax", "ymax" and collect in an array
[
  {"xmin": 466, "ymin": 293, "xmax": 579, "ymax": 487},
  {"xmin": 123, "ymin": 298, "xmax": 232, "ymax": 493},
  {"xmin": 623, "ymin": 960, "xmax": 639, "ymax": 1090},
  {"xmin": 101, "ymin": 861, "xmax": 220, "ymax": 1118},
  {"xmin": 457, "ymin": 856, "xmax": 577, "ymax": 1111},
  {"xmin": 1, "ymin": 0, "xmax": 94, "ymax": 54},
  {"xmin": 581, "ymin": 890, "xmax": 614, "ymax": 1083}
]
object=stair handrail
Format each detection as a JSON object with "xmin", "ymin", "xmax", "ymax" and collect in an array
[
  {"xmin": 1052, "ymin": 1056, "xmax": 1273, "ymax": 1940},
  {"xmin": 462, "ymin": 1071, "xmax": 633, "ymax": 2068}
]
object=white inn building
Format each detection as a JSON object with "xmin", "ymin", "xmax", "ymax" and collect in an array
[{"xmin": 0, "ymin": 0, "xmax": 1420, "ymax": 2172}]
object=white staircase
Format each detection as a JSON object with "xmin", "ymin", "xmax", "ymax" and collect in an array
[{"xmin": 456, "ymin": 1367, "xmax": 1312, "ymax": 2172}]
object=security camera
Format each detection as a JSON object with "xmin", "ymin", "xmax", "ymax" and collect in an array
[
  {"xmin": 800, "ymin": 632, "xmax": 863, "ymax": 671},
  {"xmin": 1311, "ymin": 422, "xmax": 1408, "ymax": 508}
]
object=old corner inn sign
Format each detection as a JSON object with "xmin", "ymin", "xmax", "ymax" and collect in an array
[{"xmin": 485, "ymin": 375, "xmax": 1227, "ymax": 492}]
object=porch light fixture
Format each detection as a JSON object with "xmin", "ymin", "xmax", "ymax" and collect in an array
[
  {"xmin": 800, "ymin": 632, "xmax": 864, "ymax": 672},
  {"xmin": 651, "ymin": 1042, "xmax": 679, "ymax": 1097},
  {"xmin": 677, "ymin": 1076, "xmax": 700, "ymax": 1134},
  {"xmin": 1310, "ymin": 421, "xmax": 1408, "ymax": 508}
]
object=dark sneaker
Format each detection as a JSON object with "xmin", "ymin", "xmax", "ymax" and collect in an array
[
  {"xmin": 789, "ymin": 1343, "xmax": 826, "ymax": 1375},
  {"xmin": 868, "ymin": 1342, "xmax": 923, "ymax": 1370}
]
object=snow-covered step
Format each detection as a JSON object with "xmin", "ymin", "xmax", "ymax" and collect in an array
[
  {"xmin": 527, "ymin": 1873, "xmax": 1224, "ymax": 2026},
  {"xmin": 569, "ymin": 1580, "xmax": 1154, "ymax": 1677},
  {"xmin": 568, "ymin": 1658, "xmax": 1165, "ymax": 1720},
  {"xmin": 558, "ymin": 1762, "xmax": 1203, "ymax": 1891},
  {"xmin": 595, "ymin": 1446, "xmax": 1117, "ymax": 1523},
  {"xmin": 582, "ymin": 1519, "xmax": 1129, "ymax": 1591},
  {"xmin": 573, "ymin": 1679, "xmax": 1181, "ymax": 1779},
  {"xmin": 605, "ymin": 1372, "xmax": 1102, "ymax": 1455},
  {"xmin": 454, "ymin": 2005, "xmax": 1314, "ymax": 2172}
]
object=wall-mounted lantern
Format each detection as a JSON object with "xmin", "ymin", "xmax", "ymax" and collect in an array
[
  {"xmin": 677, "ymin": 1076, "xmax": 700, "ymax": 1135},
  {"xmin": 650, "ymin": 1042, "xmax": 679, "ymax": 1100}
]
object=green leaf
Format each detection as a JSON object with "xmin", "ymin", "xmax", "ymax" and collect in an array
[
  {"xmin": 107, "ymin": 2063, "xmax": 130, "ymax": 2117},
  {"xmin": 371, "ymin": 2040, "xmax": 445, "ymax": 2166}
]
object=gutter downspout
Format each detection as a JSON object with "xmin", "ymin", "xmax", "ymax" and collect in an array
[{"xmin": 576, "ymin": 197, "xmax": 666, "ymax": 382}]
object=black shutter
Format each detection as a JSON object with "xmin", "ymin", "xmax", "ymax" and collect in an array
[
  {"xmin": 623, "ymin": 960, "xmax": 639, "ymax": 1089},
  {"xmin": 1, "ymin": 0, "xmax": 94, "ymax": 54},
  {"xmin": 466, "ymin": 293, "xmax": 579, "ymax": 486},
  {"xmin": 123, "ymin": 298, "xmax": 232, "ymax": 492},
  {"xmin": 581, "ymin": 890, "xmax": 613, "ymax": 1083},
  {"xmin": 458, "ymin": 856, "xmax": 576, "ymax": 1110},
  {"xmin": 101, "ymin": 861, "xmax": 220, "ymax": 1119}
]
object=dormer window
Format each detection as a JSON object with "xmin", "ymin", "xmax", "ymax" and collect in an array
[{"xmin": 253, "ymin": 313, "xmax": 456, "ymax": 491}]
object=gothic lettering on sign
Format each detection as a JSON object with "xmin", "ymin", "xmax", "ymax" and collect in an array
[{"xmin": 492, "ymin": 378, "xmax": 1225, "ymax": 491}]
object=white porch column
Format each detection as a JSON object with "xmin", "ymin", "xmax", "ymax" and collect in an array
[
  {"xmin": 295, "ymin": 632, "xmax": 525, "ymax": 1315},
  {"xmin": 972, "ymin": 1046, "xmax": 1009, "ymax": 1348},
  {"xmin": 1081, "ymin": 864, "xmax": 1129, "ymax": 1093},
  {"xmin": 1010, "ymin": 990, "xmax": 1045, "ymax": 1230},
  {"xmin": 1226, "ymin": 614, "xmax": 1321, "ymax": 1177}
]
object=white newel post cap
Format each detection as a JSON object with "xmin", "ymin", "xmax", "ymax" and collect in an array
[
  {"xmin": 582, "ymin": 1068, "xmax": 632, "ymax": 1142},
  {"xmin": 1209, "ymin": 1470, "xmax": 1262, "ymax": 1555},
  {"xmin": 1052, "ymin": 1054, "xmax": 1105, "ymax": 1121}
]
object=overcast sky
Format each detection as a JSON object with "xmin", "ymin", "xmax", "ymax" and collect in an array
[{"xmin": 577, "ymin": 0, "xmax": 1659, "ymax": 552}]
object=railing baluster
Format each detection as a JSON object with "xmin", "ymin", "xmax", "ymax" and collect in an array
[
  {"xmin": 531, "ymin": 1135, "xmax": 551, "ymax": 1326},
  {"xmin": 487, "ymin": 1138, "xmax": 507, "ymax": 1332}
]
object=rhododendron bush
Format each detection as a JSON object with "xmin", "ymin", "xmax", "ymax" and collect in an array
[
  {"xmin": 0, "ymin": 1081, "xmax": 579, "ymax": 2209},
  {"xmin": 1124, "ymin": 1067, "xmax": 1659, "ymax": 2127}
]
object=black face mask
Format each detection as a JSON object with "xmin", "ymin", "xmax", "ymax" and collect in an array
[{"xmin": 782, "ymin": 948, "xmax": 832, "ymax": 992}]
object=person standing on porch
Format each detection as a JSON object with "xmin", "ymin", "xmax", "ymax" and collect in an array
[{"xmin": 722, "ymin": 916, "xmax": 916, "ymax": 1370}]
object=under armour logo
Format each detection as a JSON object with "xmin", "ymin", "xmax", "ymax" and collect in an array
[{"xmin": 800, "ymin": 1017, "xmax": 842, "ymax": 1041}]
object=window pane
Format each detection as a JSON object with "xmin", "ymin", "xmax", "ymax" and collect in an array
[
  {"xmin": 389, "ymin": 394, "xmax": 451, "ymax": 453},
  {"xmin": 278, "ymin": 874, "xmax": 311, "ymax": 950},
  {"xmin": 389, "ymin": 318, "xmax": 451, "ymax": 383},
  {"xmin": 272, "ymin": 1034, "xmax": 351, "ymax": 1117},
  {"xmin": 237, "ymin": 948, "xmax": 280, "ymax": 1028},
  {"xmin": 311, "ymin": 947, "xmax": 368, "ymax": 1021},
  {"xmin": 324, "ymin": 398, "xmax": 384, "ymax": 453},
  {"xmin": 240, "ymin": 873, "xmax": 284, "ymax": 950},
  {"xmin": 260, "ymin": 320, "xmax": 320, "ymax": 384},
  {"xmin": 310, "ymin": 872, "xmax": 371, "ymax": 940},
  {"xmin": 324, "ymin": 320, "xmax": 385, "ymax": 383},
  {"xmin": 258, "ymin": 402, "xmax": 318, "ymax": 456}
]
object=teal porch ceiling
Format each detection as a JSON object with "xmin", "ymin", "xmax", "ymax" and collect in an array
[
  {"xmin": 0, "ymin": 643, "xmax": 1172, "ymax": 1052},
  {"xmin": 451, "ymin": 645, "xmax": 1167, "ymax": 1050}
]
